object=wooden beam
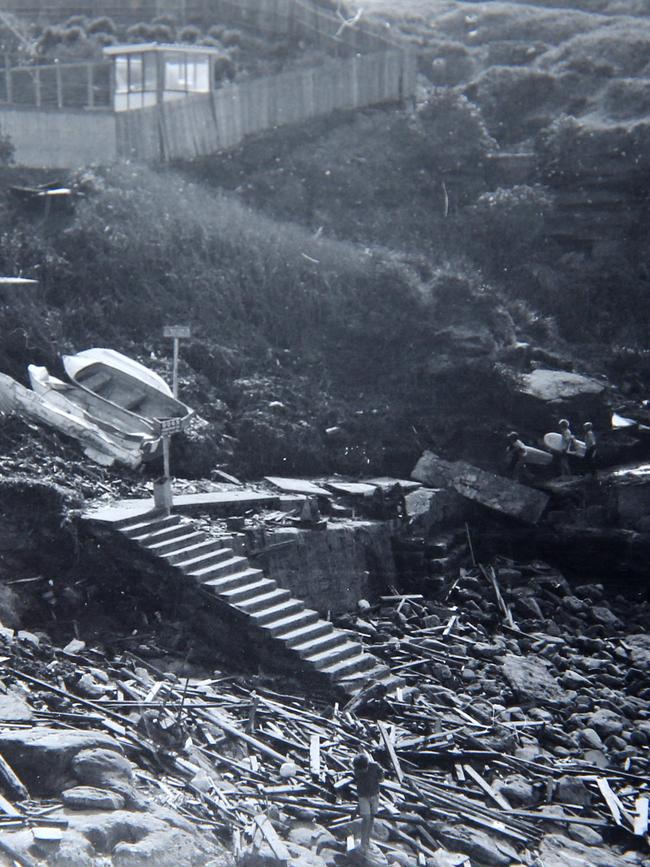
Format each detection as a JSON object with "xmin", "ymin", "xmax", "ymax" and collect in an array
[
  {"xmin": 310, "ymin": 733, "xmax": 321, "ymax": 778},
  {"xmin": 634, "ymin": 796, "xmax": 648, "ymax": 837},
  {"xmin": 464, "ymin": 764, "xmax": 511, "ymax": 811},
  {"xmin": 253, "ymin": 813, "xmax": 290, "ymax": 864},
  {"xmin": 55, "ymin": 62, "xmax": 62, "ymax": 108},
  {"xmin": 378, "ymin": 721, "xmax": 403, "ymax": 784}
]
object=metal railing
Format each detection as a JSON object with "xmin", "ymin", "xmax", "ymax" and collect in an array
[{"xmin": 0, "ymin": 59, "xmax": 111, "ymax": 110}]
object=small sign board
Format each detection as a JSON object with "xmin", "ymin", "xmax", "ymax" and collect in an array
[
  {"xmin": 157, "ymin": 417, "xmax": 186, "ymax": 436},
  {"xmin": 163, "ymin": 325, "xmax": 191, "ymax": 339}
]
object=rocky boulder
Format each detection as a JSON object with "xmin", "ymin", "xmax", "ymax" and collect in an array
[{"xmin": 0, "ymin": 728, "xmax": 123, "ymax": 796}]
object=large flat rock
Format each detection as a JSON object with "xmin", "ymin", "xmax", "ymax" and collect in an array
[
  {"xmin": 502, "ymin": 654, "xmax": 567, "ymax": 707},
  {"xmin": 412, "ymin": 451, "xmax": 549, "ymax": 524},
  {"xmin": 519, "ymin": 369, "xmax": 605, "ymax": 403},
  {"xmin": 0, "ymin": 727, "xmax": 122, "ymax": 796}
]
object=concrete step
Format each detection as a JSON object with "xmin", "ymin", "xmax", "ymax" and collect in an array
[
  {"xmin": 306, "ymin": 640, "xmax": 362, "ymax": 671},
  {"xmin": 133, "ymin": 523, "xmax": 199, "ymax": 546},
  {"xmin": 147, "ymin": 531, "xmax": 207, "ymax": 557},
  {"xmin": 118, "ymin": 514, "xmax": 182, "ymax": 537},
  {"xmin": 292, "ymin": 629, "xmax": 346, "ymax": 658},
  {"xmin": 220, "ymin": 577, "xmax": 278, "ymax": 605},
  {"xmin": 281, "ymin": 620, "xmax": 334, "ymax": 649},
  {"xmin": 164, "ymin": 539, "xmax": 231, "ymax": 566},
  {"xmin": 320, "ymin": 651, "xmax": 376, "ymax": 679},
  {"xmin": 262, "ymin": 609, "xmax": 319, "ymax": 638},
  {"xmin": 170, "ymin": 546, "xmax": 236, "ymax": 572},
  {"xmin": 190, "ymin": 555, "xmax": 253, "ymax": 581},
  {"xmin": 250, "ymin": 598, "xmax": 304, "ymax": 626},
  {"xmin": 237, "ymin": 588, "xmax": 292, "ymax": 615},
  {"xmin": 202, "ymin": 567, "xmax": 265, "ymax": 593}
]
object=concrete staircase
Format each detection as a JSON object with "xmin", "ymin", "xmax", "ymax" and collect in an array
[{"xmin": 112, "ymin": 511, "xmax": 396, "ymax": 696}]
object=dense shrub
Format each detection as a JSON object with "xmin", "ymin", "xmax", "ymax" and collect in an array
[
  {"xmin": 537, "ymin": 114, "xmax": 650, "ymax": 182},
  {"xmin": 424, "ymin": 40, "xmax": 476, "ymax": 86},
  {"xmin": 601, "ymin": 78, "xmax": 650, "ymax": 120},
  {"xmin": 178, "ymin": 25, "xmax": 202, "ymax": 44},
  {"xmin": 63, "ymin": 15, "xmax": 87, "ymax": 30},
  {"xmin": 126, "ymin": 22, "xmax": 154, "ymax": 43},
  {"xmin": 86, "ymin": 16, "xmax": 116, "ymax": 36},
  {"xmin": 63, "ymin": 26, "xmax": 84, "ymax": 45},
  {"xmin": 152, "ymin": 14, "xmax": 177, "ymax": 29},
  {"xmin": 152, "ymin": 24, "xmax": 174, "ymax": 43},
  {"xmin": 208, "ymin": 25, "xmax": 225, "ymax": 41},
  {"xmin": 416, "ymin": 89, "xmax": 496, "ymax": 176},
  {"xmin": 540, "ymin": 26, "xmax": 650, "ymax": 78},
  {"xmin": 465, "ymin": 66, "xmax": 561, "ymax": 144},
  {"xmin": 464, "ymin": 185, "xmax": 553, "ymax": 280},
  {"xmin": 222, "ymin": 29, "xmax": 243, "ymax": 47},
  {"xmin": 213, "ymin": 54, "xmax": 236, "ymax": 82},
  {"xmin": 435, "ymin": 4, "xmax": 600, "ymax": 47},
  {"xmin": 35, "ymin": 26, "xmax": 65, "ymax": 56}
]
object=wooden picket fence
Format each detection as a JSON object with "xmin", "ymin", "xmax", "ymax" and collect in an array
[{"xmin": 116, "ymin": 48, "xmax": 415, "ymax": 162}]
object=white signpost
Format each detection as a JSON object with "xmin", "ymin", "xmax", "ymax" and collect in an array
[
  {"xmin": 163, "ymin": 324, "xmax": 191, "ymax": 398},
  {"xmin": 156, "ymin": 325, "xmax": 191, "ymax": 512}
]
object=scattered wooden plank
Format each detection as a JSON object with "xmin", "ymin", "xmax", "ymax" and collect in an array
[
  {"xmin": 0, "ymin": 753, "xmax": 29, "ymax": 800},
  {"xmin": 463, "ymin": 765, "xmax": 511, "ymax": 811},
  {"xmin": 253, "ymin": 813, "xmax": 290, "ymax": 864},
  {"xmin": 633, "ymin": 796, "xmax": 649, "ymax": 836},
  {"xmin": 0, "ymin": 792, "xmax": 21, "ymax": 817},
  {"xmin": 379, "ymin": 721, "xmax": 404, "ymax": 784},
  {"xmin": 0, "ymin": 836, "xmax": 38, "ymax": 867},
  {"xmin": 310, "ymin": 734, "xmax": 321, "ymax": 778},
  {"xmin": 194, "ymin": 707, "xmax": 286, "ymax": 764},
  {"xmin": 596, "ymin": 778, "xmax": 624, "ymax": 827},
  {"xmin": 443, "ymin": 614, "xmax": 458, "ymax": 637}
]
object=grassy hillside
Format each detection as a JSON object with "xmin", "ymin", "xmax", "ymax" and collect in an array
[{"xmin": 1, "ymin": 0, "xmax": 649, "ymax": 481}]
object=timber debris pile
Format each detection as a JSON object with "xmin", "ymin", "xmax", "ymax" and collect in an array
[{"xmin": 0, "ymin": 554, "xmax": 648, "ymax": 867}]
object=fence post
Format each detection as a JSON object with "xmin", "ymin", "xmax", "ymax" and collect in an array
[
  {"xmin": 34, "ymin": 65, "xmax": 41, "ymax": 108},
  {"xmin": 87, "ymin": 63, "xmax": 94, "ymax": 108},
  {"xmin": 4, "ymin": 54, "xmax": 12, "ymax": 104},
  {"xmin": 55, "ymin": 61, "xmax": 63, "ymax": 108}
]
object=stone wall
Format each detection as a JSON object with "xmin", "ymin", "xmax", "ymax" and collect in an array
[{"xmin": 237, "ymin": 520, "xmax": 397, "ymax": 616}]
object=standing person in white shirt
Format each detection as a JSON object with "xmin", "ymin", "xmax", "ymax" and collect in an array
[{"xmin": 558, "ymin": 418, "xmax": 574, "ymax": 477}]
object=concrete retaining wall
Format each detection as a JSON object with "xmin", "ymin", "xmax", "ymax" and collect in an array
[
  {"xmin": 0, "ymin": 107, "xmax": 117, "ymax": 169},
  {"xmin": 239, "ymin": 520, "xmax": 397, "ymax": 615}
]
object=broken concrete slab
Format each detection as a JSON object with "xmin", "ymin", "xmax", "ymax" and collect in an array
[
  {"xmin": 411, "ymin": 451, "xmax": 549, "ymax": 524},
  {"xmin": 322, "ymin": 480, "xmax": 377, "ymax": 497},
  {"xmin": 264, "ymin": 477, "xmax": 332, "ymax": 497},
  {"xmin": 363, "ymin": 477, "xmax": 422, "ymax": 493},
  {"xmin": 0, "ymin": 689, "xmax": 33, "ymax": 721},
  {"xmin": 404, "ymin": 487, "xmax": 464, "ymax": 532}
]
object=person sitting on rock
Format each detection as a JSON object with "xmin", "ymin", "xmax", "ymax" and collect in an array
[
  {"xmin": 583, "ymin": 421, "xmax": 597, "ymax": 478},
  {"xmin": 506, "ymin": 431, "xmax": 526, "ymax": 480},
  {"xmin": 558, "ymin": 418, "xmax": 574, "ymax": 477},
  {"xmin": 352, "ymin": 752, "xmax": 383, "ymax": 851}
]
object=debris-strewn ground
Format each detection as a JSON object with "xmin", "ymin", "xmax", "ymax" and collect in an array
[{"xmin": 0, "ymin": 547, "xmax": 648, "ymax": 866}]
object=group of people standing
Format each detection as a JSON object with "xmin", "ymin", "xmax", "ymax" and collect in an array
[{"xmin": 507, "ymin": 418, "xmax": 597, "ymax": 480}]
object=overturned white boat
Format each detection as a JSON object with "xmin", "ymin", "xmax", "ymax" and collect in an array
[
  {"xmin": 0, "ymin": 349, "xmax": 194, "ymax": 470},
  {"xmin": 62, "ymin": 348, "xmax": 193, "ymax": 435}
]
